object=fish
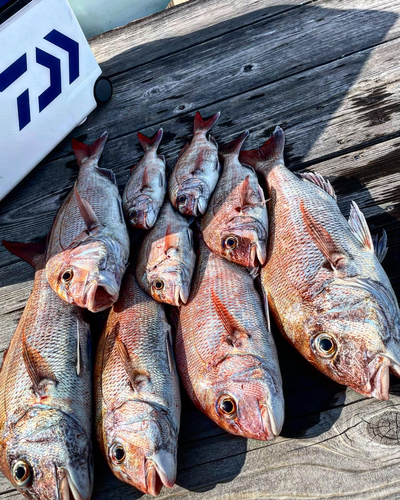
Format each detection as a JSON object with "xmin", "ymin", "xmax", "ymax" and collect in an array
[
  {"xmin": 175, "ymin": 235, "xmax": 284, "ymax": 440},
  {"xmin": 122, "ymin": 128, "xmax": 166, "ymax": 229},
  {"xmin": 0, "ymin": 240, "xmax": 93, "ymax": 500},
  {"xmin": 240, "ymin": 126, "xmax": 400, "ymax": 400},
  {"xmin": 95, "ymin": 265, "xmax": 180, "ymax": 496},
  {"xmin": 202, "ymin": 130, "xmax": 268, "ymax": 268},
  {"xmin": 168, "ymin": 111, "xmax": 220, "ymax": 216},
  {"xmin": 46, "ymin": 132, "xmax": 130, "ymax": 313},
  {"xmin": 136, "ymin": 201, "xmax": 196, "ymax": 306}
]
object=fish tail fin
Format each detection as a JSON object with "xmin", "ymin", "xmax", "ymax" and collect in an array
[
  {"xmin": 137, "ymin": 128, "xmax": 163, "ymax": 152},
  {"xmin": 2, "ymin": 238, "xmax": 46, "ymax": 269},
  {"xmin": 194, "ymin": 111, "xmax": 221, "ymax": 134},
  {"xmin": 71, "ymin": 131, "xmax": 108, "ymax": 166},
  {"xmin": 239, "ymin": 126, "xmax": 285, "ymax": 170},
  {"xmin": 219, "ymin": 130, "xmax": 249, "ymax": 159}
]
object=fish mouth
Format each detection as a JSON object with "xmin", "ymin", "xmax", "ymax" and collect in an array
[
  {"xmin": 259, "ymin": 403, "xmax": 279, "ymax": 441},
  {"xmin": 145, "ymin": 450, "xmax": 176, "ymax": 496},
  {"xmin": 59, "ymin": 470, "xmax": 91, "ymax": 500},
  {"xmin": 85, "ymin": 277, "xmax": 119, "ymax": 312}
]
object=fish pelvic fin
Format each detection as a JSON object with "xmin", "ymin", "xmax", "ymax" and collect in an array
[
  {"xmin": 239, "ymin": 126, "xmax": 285, "ymax": 170},
  {"xmin": 22, "ymin": 330, "xmax": 58, "ymax": 394},
  {"xmin": 299, "ymin": 172, "xmax": 337, "ymax": 201},
  {"xmin": 2, "ymin": 238, "xmax": 46, "ymax": 269},
  {"xmin": 115, "ymin": 337, "xmax": 150, "ymax": 392},
  {"xmin": 194, "ymin": 111, "xmax": 221, "ymax": 135},
  {"xmin": 138, "ymin": 128, "xmax": 163, "ymax": 153},
  {"xmin": 219, "ymin": 130, "xmax": 249, "ymax": 159},
  {"xmin": 74, "ymin": 184, "xmax": 100, "ymax": 232},
  {"xmin": 372, "ymin": 230, "xmax": 388, "ymax": 263},
  {"xmin": 300, "ymin": 200, "xmax": 350, "ymax": 272},
  {"xmin": 71, "ymin": 131, "xmax": 108, "ymax": 166},
  {"xmin": 348, "ymin": 201, "xmax": 374, "ymax": 252}
]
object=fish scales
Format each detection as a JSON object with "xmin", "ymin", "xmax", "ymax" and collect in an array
[
  {"xmin": 240, "ymin": 127, "xmax": 400, "ymax": 400},
  {"xmin": 0, "ymin": 244, "xmax": 92, "ymax": 500},
  {"xmin": 175, "ymin": 237, "xmax": 284, "ymax": 440},
  {"xmin": 95, "ymin": 267, "xmax": 180, "ymax": 496},
  {"xmin": 136, "ymin": 201, "xmax": 196, "ymax": 306},
  {"xmin": 202, "ymin": 131, "xmax": 268, "ymax": 268}
]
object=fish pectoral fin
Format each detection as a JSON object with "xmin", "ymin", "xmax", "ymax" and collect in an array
[
  {"xmin": 141, "ymin": 166, "xmax": 150, "ymax": 190},
  {"xmin": 22, "ymin": 331, "xmax": 58, "ymax": 393},
  {"xmin": 95, "ymin": 166, "xmax": 117, "ymax": 186},
  {"xmin": 299, "ymin": 172, "xmax": 337, "ymax": 200},
  {"xmin": 164, "ymin": 224, "xmax": 175, "ymax": 253},
  {"xmin": 300, "ymin": 201, "xmax": 350, "ymax": 272},
  {"xmin": 211, "ymin": 289, "xmax": 245, "ymax": 342},
  {"xmin": 115, "ymin": 337, "xmax": 150, "ymax": 391},
  {"xmin": 239, "ymin": 175, "xmax": 263, "ymax": 209},
  {"xmin": 348, "ymin": 201, "xmax": 374, "ymax": 252},
  {"xmin": 74, "ymin": 184, "xmax": 100, "ymax": 233},
  {"xmin": 372, "ymin": 230, "xmax": 388, "ymax": 263}
]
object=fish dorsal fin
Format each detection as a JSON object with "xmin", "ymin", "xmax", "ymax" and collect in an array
[
  {"xmin": 141, "ymin": 166, "xmax": 150, "ymax": 190},
  {"xmin": 348, "ymin": 201, "xmax": 374, "ymax": 252},
  {"xmin": 71, "ymin": 131, "xmax": 108, "ymax": 166},
  {"xmin": 115, "ymin": 337, "xmax": 150, "ymax": 392},
  {"xmin": 22, "ymin": 330, "xmax": 57, "ymax": 393},
  {"xmin": 178, "ymin": 143, "xmax": 189, "ymax": 159},
  {"xmin": 2, "ymin": 238, "xmax": 46, "ymax": 269},
  {"xmin": 74, "ymin": 184, "xmax": 100, "ymax": 232},
  {"xmin": 239, "ymin": 126, "xmax": 285, "ymax": 168},
  {"xmin": 194, "ymin": 111, "xmax": 220, "ymax": 134},
  {"xmin": 300, "ymin": 201, "xmax": 350, "ymax": 272},
  {"xmin": 299, "ymin": 172, "xmax": 337, "ymax": 201},
  {"xmin": 372, "ymin": 230, "xmax": 388, "ymax": 263},
  {"xmin": 137, "ymin": 128, "xmax": 163, "ymax": 153},
  {"xmin": 95, "ymin": 166, "xmax": 117, "ymax": 186},
  {"xmin": 219, "ymin": 131, "xmax": 249, "ymax": 159}
]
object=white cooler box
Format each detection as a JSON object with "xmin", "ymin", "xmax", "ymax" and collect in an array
[{"xmin": 0, "ymin": 0, "xmax": 103, "ymax": 200}]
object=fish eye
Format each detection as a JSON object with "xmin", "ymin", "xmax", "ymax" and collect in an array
[
  {"xmin": 315, "ymin": 333, "xmax": 337, "ymax": 357},
  {"xmin": 12, "ymin": 460, "xmax": 31, "ymax": 486},
  {"xmin": 218, "ymin": 395, "xmax": 237, "ymax": 418},
  {"xmin": 110, "ymin": 443, "xmax": 125, "ymax": 464},
  {"xmin": 61, "ymin": 269, "xmax": 74, "ymax": 284},
  {"xmin": 129, "ymin": 209, "xmax": 137, "ymax": 221},
  {"xmin": 177, "ymin": 194, "xmax": 187, "ymax": 206},
  {"xmin": 152, "ymin": 279, "xmax": 164, "ymax": 291},
  {"xmin": 224, "ymin": 236, "xmax": 238, "ymax": 250}
]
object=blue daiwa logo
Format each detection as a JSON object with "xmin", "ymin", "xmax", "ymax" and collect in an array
[{"xmin": 0, "ymin": 29, "xmax": 79, "ymax": 130}]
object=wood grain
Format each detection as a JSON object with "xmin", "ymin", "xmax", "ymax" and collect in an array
[{"xmin": 2, "ymin": 0, "xmax": 400, "ymax": 498}]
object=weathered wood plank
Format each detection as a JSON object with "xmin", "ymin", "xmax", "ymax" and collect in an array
[
  {"xmin": 2, "ymin": 33, "xmax": 400, "ymax": 263},
  {"xmin": 48, "ymin": 0, "xmax": 400, "ymax": 162},
  {"xmin": 89, "ymin": 0, "xmax": 308, "ymax": 76}
]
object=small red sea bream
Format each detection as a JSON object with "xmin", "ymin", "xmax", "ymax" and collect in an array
[
  {"xmin": 169, "ymin": 111, "xmax": 220, "ymax": 216},
  {"xmin": 122, "ymin": 129, "xmax": 166, "ymax": 229},
  {"xmin": 136, "ymin": 201, "xmax": 196, "ymax": 306},
  {"xmin": 175, "ymin": 236, "xmax": 284, "ymax": 440},
  {"xmin": 46, "ymin": 132, "xmax": 130, "ymax": 313},
  {"xmin": 95, "ymin": 266, "xmax": 180, "ymax": 496},
  {"xmin": 240, "ymin": 126, "xmax": 400, "ymax": 400},
  {"xmin": 202, "ymin": 130, "xmax": 268, "ymax": 268},
  {"xmin": 0, "ymin": 240, "xmax": 93, "ymax": 500}
]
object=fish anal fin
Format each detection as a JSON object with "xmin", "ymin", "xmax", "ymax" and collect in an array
[
  {"xmin": 372, "ymin": 230, "xmax": 388, "ymax": 263},
  {"xmin": 299, "ymin": 172, "xmax": 337, "ymax": 201},
  {"xmin": 115, "ymin": 337, "xmax": 150, "ymax": 392},
  {"xmin": 71, "ymin": 131, "xmax": 108, "ymax": 166},
  {"xmin": 300, "ymin": 201, "xmax": 349, "ymax": 272},
  {"xmin": 22, "ymin": 331, "xmax": 58, "ymax": 394},
  {"xmin": 348, "ymin": 201, "xmax": 374, "ymax": 252},
  {"xmin": 2, "ymin": 238, "xmax": 46, "ymax": 269},
  {"xmin": 74, "ymin": 184, "xmax": 100, "ymax": 232},
  {"xmin": 95, "ymin": 166, "xmax": 117, "ymax": 186}
]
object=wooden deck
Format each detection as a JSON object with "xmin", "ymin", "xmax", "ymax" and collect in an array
[{"xmin": 2, "ymin": 0, "xmax": 400, "ymax": 498}]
